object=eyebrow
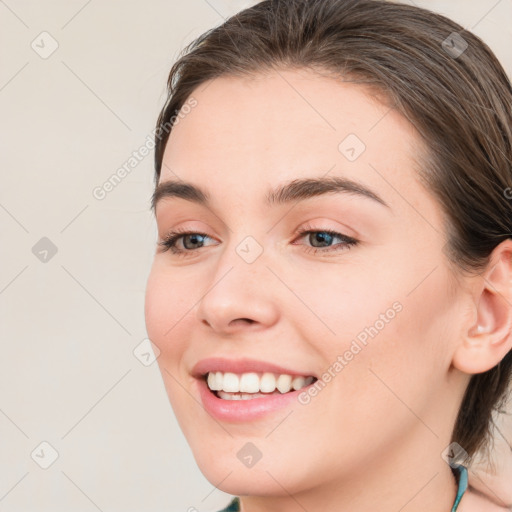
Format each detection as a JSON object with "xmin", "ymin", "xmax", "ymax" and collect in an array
[{"xmin": 151, "ymin": 176, "xmax": 390, "ymax": 211}]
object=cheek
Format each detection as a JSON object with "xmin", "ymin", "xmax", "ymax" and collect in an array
[
  {"xmin": 285, "ymin": 262, "xmax": 396, "ymax": 355},
  {"xmin": 306, "ymin": 250, "xmax": 456, "ymax": 414},
  {"xmin": 144, "ymin": 267, "xmax": 168, "ymax": 342},
  {"xmin": 145, "ymin": 265, "xmax": 196, "ymax": 422},
  {"xmin": 144, "ymin": 263, "xmax": 192, "ymax": 354}
]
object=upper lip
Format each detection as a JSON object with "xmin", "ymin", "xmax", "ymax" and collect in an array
[{"xmin": 191, "ymin": 357, "xmax": 317, "ymax": 379}]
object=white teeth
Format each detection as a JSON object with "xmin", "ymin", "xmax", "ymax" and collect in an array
[
  {"xmin": 222, "ymin": 372, "xmax": 239, "ymax": 392},
  {"xmin": 206, "ymin": 371, "xmax": 315, "ymax": 395},
  {"xmin": 276, "ymin": 374, "xmax": 292, "ymax": 393},
  {"xmin": 207, "ymin": 372, "xmax": 217, "ymax": 390},
  {"xmin": 239, "ymin": 372, "xmax": 260, "ymax": 393},
  {"xmin": 214, "ymin": 371, "xmax": 223, "ymax": 390},
  {"xmin": 217, "ymin": 390, "xmax": 282, "ymax": 400},
  {"xmin": 260, "ymin": 372, "xmax": 276, "ymax": 392},
  {"xmin": 207, "ymin": 372, "xmax": 224, "ymax": 391},
  {"xmin": 291, "ymin": 376, "xmax": 306, "ymax": 390}
]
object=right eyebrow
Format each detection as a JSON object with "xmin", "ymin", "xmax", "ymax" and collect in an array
[
  {"xmin": 152, "ymin": 180, "xmax": 209, "ymax": 211},
  {"xmin": 151, "ymin": 175, "xmax": 390, "ymax": 211}
]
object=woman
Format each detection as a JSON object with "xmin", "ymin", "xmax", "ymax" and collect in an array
[{"xmin": 144, "ymin": 0, "xmax": 512, "ymax": 510}]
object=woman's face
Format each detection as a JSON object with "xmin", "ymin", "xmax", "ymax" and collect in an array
[{"xmin": 145, "ymin": 68, "xmax": 467, "ymax": 496}]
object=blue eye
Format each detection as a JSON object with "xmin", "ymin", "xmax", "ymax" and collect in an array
[
  {"xmin": 293, "ymin": 228, "xmax": 358, "ymax": 255},
  {"xmin": 158, "ymin": 229, "xmax": 216, "ymax": 255},
  {"xmin": 158, "ymin": 227, "xmax": 359, "ymax": 257}
]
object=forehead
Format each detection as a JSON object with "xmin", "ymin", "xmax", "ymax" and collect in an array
[
  {"xmin": 165, "ymin": 69, "xmax": 406, "ymax": 157},
  {"xmin": 160, "ymin": 68, "xmax": 432, "ymax": 217}
]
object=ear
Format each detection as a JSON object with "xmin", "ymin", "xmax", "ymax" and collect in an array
[{"xmin": 452, "ymin": 239, "xmax": 512, "ymax": 374}]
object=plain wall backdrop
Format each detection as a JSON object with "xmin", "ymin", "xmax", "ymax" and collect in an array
[{"xmin": 1, "ymin": 1, "xmax": 511, "ymax": 511}]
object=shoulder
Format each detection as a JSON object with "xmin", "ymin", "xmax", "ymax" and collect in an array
[{"xmin": 457, "ymin": 487, "xmax": 511, "ymax": 512}]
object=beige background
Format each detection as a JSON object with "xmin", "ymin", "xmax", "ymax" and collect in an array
[{"xmin": 0, "ymin": 1, "xmax": 511, "ymax": 510}]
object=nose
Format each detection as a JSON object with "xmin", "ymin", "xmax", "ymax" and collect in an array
[{"xmin": 195, "ymin": 242, "xmax": 280, "ymax": 335}]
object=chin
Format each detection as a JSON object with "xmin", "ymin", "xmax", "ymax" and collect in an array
[
  {"xmin": 198, "ymin": 464, "xmax": 293, "ymax": 497},
  {"xmin": 192, "ymin": 446, "xmax": 310, "ymax": 497}
]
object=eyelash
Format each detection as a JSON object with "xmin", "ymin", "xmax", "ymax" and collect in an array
[{"xmin": 158, "ymin": 224, "xmax": 359, "ymax": 258}]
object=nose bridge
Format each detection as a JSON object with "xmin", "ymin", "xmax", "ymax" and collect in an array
[
  {"xmin": 195, "ymin": 230, "xmax": 278, "ymax": 330},
  {"xmin": 216, "ymin": 224, "xmax": 270, "ymax": 283}
]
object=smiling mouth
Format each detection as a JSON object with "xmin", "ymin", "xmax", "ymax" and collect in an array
[{"xmin": 204, "ymin": 371, "xmax": 317, "ymax": 400}]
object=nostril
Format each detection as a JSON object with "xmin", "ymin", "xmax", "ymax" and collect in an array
[{"xmin": 231, "ymin": 318, "xmax": 255, "ymax": 326}]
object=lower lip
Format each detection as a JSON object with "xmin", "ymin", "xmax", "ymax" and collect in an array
[{"xmin": 196, "ymin": 377, "xmax": 314, "ymax": 422}]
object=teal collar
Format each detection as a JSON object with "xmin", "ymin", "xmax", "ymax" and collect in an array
[
  {"xmin": 451, "ymin": 464, "xmax": 468, "ymax": 512},
  {"xmin": 218, "ymin": 465, "xmax": 468, "ymax": 512},
  {"xmin": 218, "ymin": 496, "xmax": 240, "ymax": 512}
]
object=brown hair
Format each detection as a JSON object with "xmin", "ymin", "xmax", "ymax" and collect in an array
[{"xmin": 153, "ymin": 0, "xmax": 512, "ymax": 461}]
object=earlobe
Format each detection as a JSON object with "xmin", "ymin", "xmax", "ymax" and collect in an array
[{"xmin": 452, "ymin": 240, "xmax": 512, "ymax": 375}]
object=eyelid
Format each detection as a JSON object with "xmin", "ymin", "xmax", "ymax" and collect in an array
[{"xmin": 292, "ymin": 220, "xmax": 357, "ymax": 239}]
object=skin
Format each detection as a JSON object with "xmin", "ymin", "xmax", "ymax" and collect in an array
[{"xmin": 144, "ymin": 67, "xmax": 512, "ymax": 512}]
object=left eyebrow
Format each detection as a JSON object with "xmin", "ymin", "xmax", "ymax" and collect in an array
[{"xmin": 151, "ymin": 176, "xmax": 390, "ymax": 211}]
